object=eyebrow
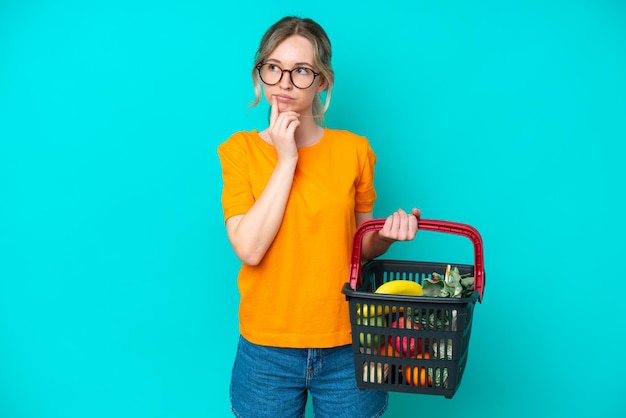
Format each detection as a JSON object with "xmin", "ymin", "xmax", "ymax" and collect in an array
[{"xmin": 265, "ymin": 58, "xmax": 315, "ymax": 68}]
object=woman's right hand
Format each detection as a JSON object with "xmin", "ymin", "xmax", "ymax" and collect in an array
[
  {"xmin": 266, "ymin": 95, "xmax": 300, "ymax": 161},
  {"xmin": 225, "ymin": 96, "xmax": 300, "ymax": 266}
]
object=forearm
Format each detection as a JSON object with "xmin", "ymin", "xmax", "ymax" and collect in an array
[
  {"xmin": 358, "ymin": 208, "xmax": 421, "ymax": 262},
  {"xmin": 360, "ymin": 230, "xmax": 394, "ymax": 263},
  {"xmin": 227, "ymin": 159, "xmax": 297, "ymax": 265}
]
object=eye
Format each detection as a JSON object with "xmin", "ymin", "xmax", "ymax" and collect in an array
[
  {"xmin": 294, "ymin": 67, "xmax": 313, "ymax": 75},
  {"xmin": 268, "ymin": 64, "xmax": 281, "ymax": 72}
]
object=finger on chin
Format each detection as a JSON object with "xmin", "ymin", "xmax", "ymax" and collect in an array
[{"xmin": 270, "ymin": 96, "xmax": 278, "ymax": 121}]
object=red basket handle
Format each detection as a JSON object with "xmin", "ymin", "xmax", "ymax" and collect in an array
[{"xmin": 349, "ymin": 218, "xmax": 485, "ymax": 301}]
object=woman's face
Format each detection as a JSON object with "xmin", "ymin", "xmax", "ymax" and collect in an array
[{"xmin": 262, "ymin": 35, "xmax": 326, "ymax": 114}]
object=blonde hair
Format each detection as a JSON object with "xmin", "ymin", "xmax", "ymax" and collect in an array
[{"xmin": 250, "ymin": 16, "xmax": 334, "ymax": 125}]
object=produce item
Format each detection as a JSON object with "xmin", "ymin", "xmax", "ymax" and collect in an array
[
  {"xmin": 362, "ymin": 361, "xmax": 389, "ymax": 384},
  {"xmin": 381, "ymin": 342, "xmax": 400, "ymax": 357},
  {"xmin": 415, "ymin": 308, "xmax": 457, "ymax": 332},
  {"xmin": 433, "ymin": 338, "xmax": 453, "ymax": 360},
  {"xmin": 356, "ymin": 303, "xmax": 401, "ymax": 318},
  {"xmin": 374, "ymin": 280, "xmax": 423, "ymax": 296},
  {"xmin": 390, "ymin": 316, "xmax": 422, "ymax": 357},
  {"xmin": 357, "ymin": 314, "xmax": 385, "ymax": 348},
  {"xmin": 404, "ymin": 365, "xmax": 433, "ymax": 387},
  {"xmin": 359, "ymin": 332, "xmax": 381, "ymax": 348},
  {"xmin": 422, "ymin": 265, "xmax": 474, "ymax": 298},
  {"xmin": 432, "ymin": 368, "xmax": 449, "ymax": 389},
  {"xmin": 401, "ymin": 353, "xmax": 432, "ymax": 387}
]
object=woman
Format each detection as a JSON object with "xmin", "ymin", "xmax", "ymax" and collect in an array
[{"xmin": 218, "ymin": 16, "xmax": 421, "ymax": 418}]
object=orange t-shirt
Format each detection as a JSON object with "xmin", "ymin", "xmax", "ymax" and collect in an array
[{"xmin": 217, "ymin": 128, "xmax": 377, "ymax": 348}]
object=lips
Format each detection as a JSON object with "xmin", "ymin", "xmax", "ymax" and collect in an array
[{"xmin": 274, "ymin": 94, "xmax": 293, "ymax": 102}]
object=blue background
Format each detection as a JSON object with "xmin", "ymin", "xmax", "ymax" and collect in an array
[{"xmin": 1, "ymin": 1, "xmax": 625, "ymax": 417}]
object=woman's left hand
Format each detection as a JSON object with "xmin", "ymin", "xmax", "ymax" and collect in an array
[{"xmin": 378, "ymin": 208, "xmax": 421, "ymax": 242}]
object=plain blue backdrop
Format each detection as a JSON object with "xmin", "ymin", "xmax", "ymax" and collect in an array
[{"xmin": 1, "ymin": 1, "xmax": 625, "ymax": 417}]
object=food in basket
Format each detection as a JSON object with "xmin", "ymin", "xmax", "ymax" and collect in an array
[
  {"xmin": 400, "ymin": 352, "xmax": 432, "ymax": 387},
  {"xmin": 382, "ymin": 342, "xmax": 400, "ymax": 357},
  {"xmin": 422, "ymin": 265, "xmax": 474, "ymax": 298},
  {"xmin": 356, "ymin": 303, "xmax": 401, "ymax": 317},
  {"xmin": 362, "ymin": 361, "xmax": 389, "ymax": 384},
  {"xmin": 356, "ymin": 310, "xmax": 387, "ymax": 326},
  {"xmin": 432, "ymin": 338, "xmax": 453, "ymax": 360},
  {"xmin": 374, "ymin": 280, "xmax": 423, "ymax": 296},
  {"xmin": 415, "ymin": 308, "xmax": 457, "ymax": 332},
  {"xmin": 357, "ymin": 314, "xmax": 386, "ymax": 348},
  {"xmin": 345, "ymin": 219, "xmax": 484, "ymax": 397},
  {"xmin": 390, "ymin": 316, "xmax": 422, "ymax": 357},
  {"xmin": 404, "ymin": 365, "xmax": 433, "ymax": 387}
]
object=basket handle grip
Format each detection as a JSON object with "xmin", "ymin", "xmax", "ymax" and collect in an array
[{"xmin": 349, "ymin": 218, "xmax": 485, "ymax": 301}]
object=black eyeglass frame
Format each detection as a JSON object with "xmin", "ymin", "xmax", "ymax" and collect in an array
[{"xmin": 255, "ymin": 63, "xmax": 321, "ymax": 89}]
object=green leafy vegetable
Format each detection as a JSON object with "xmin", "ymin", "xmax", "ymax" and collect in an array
[{"xmin": 422, "ymin": 266, "xmax": 474, "ymax": 298}]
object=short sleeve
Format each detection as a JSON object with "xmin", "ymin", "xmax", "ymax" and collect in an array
[
  {"xmin": 354, "ymin": 141, "xmax": 377, "ymax": 212},
  {"xmin": 217, "ymin": 134, "xmax": 255, "ymax": 222}
]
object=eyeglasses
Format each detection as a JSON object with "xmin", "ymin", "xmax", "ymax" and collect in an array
[{"xmin": 256, "ymin": 63, "xmax": 320, "ymax": 89}]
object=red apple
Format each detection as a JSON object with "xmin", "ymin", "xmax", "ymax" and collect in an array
[{"xmin": 391, "ymin": 316, "xmax": 422, "ymax": 357}]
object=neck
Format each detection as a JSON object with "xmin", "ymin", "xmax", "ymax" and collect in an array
[{"xmin": 294, "ymin": 117, "xmax": 323, "ymax": 148}]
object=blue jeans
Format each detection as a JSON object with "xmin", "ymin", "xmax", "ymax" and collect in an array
[{"xmin": 230, "ymin": 335, "xmax": 388, "ymax": 418}]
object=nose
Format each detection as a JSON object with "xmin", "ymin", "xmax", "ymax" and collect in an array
[{"xmin": 278, "ymin": 69, "xmax": 294, "ymax": 89}]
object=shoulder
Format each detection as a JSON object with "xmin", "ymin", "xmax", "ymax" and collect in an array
[
  {"xmin": 324, "ymin": 128, "xmax": 372, "ymax": 150},
  {"xmin": 219, "ymin": 130, "xmax": 254, "ymax": 148},
  {"xmin": 218, "ymin": 130, "xmax": 259, "ymax": 156}
]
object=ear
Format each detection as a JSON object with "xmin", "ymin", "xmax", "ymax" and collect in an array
[{"xmin": 316, "ymin": 76, "xmax": 328, "ymax": 94}]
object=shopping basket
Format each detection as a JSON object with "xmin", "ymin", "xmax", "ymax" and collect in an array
[{"xmin": 342, "ymin": 218, "xmax": 485, "ymax": 398}]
